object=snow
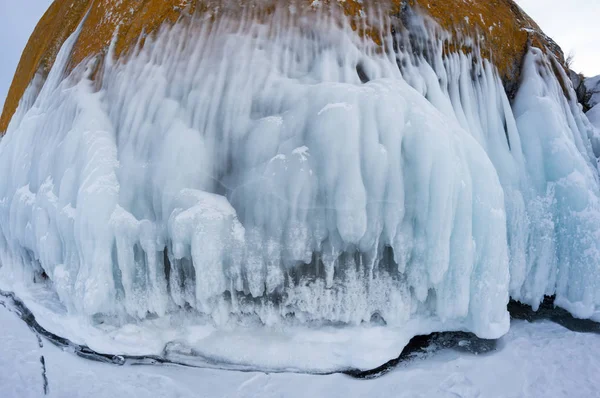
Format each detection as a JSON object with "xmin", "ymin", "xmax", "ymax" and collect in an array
[
  {"xmin": 585, "ymin": 75, "xmax": 600, "ymax": 109},
  {"xmin": 586, "ymin": 75, "xmax": 600, "ymax": 129},
  {"xmin": 1, "ymin": 302, "xmax": 600, "ymax": 397},
  {"xmin": 588, "ymin": 105, "xmax": 600, "ymax": 130},
  {"xmin": 1, "ymin": 4, "xmax": 600, "ymax": 372}
]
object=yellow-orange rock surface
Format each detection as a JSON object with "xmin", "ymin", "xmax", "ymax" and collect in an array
[{"xmin": 0, "ymin": 0, "xmax": 564, "ymax": 133}]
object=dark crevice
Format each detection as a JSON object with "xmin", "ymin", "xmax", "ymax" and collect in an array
[
  {"xmin": 40, "ymin": 355, "xmax": 49, "ymax": 395},
  {"xmin": 356, "ymin": 62, "xmax": 370, "ymax": 84},
  {"xmin": 509, "ymin": 296, "xmax": 600, "ymax": 334},
  {"xmin": 503, "ymin": 115, "xmax": 511, "ymax": 150},
  {"xmin": 163, "ymin": 247, "xmax": 172, "ymax": 294}
]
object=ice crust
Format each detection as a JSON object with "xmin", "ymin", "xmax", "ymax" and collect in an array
[{"xmin": 0, "ymin": 5, "xmax": 599, "ymax": 370}]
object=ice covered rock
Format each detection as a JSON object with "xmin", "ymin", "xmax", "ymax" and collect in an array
[{"xmin": 0, "ymin": 0, "xmax": 599, "ymax": 371}]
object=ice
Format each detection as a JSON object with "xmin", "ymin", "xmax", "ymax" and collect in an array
[
  {"xmin": 510, "ymin": 50, "xmax": 600, "ymax": 318},
  {"xmin": 589, "ymin": 105, "xmax": 600, "ymax": 130},
  {"xmin": 586, "ymin": 75, "xmax": 600, "ymax": 130},
  {"xmin": 585, "ymin": 75, "xmax": 600, "ymax": 109},
  {"xmin": 0, "ymin": 3, "xmax": 600, "ymax": 371}
]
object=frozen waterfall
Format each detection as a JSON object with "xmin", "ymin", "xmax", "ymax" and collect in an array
[{"xmin": 0, "ymin": 4, "xmax": 599, "ymax": 371}]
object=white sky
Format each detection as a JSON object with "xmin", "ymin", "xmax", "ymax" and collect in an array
[
  {"xmin": 516, "ymin": 0, "xmax": 600, "ymax": 77},
  {"xmin": 0, "ymin": 1, "xmax": 598, "ymax": 113},
  {"xmin": 0, "ymin": 0, "xmax": 53, "ymax": 112}
]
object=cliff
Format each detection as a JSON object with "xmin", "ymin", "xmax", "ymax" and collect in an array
[{"xmin": 0, "ymin": 0, "xmax": 564, "ymax": 133}]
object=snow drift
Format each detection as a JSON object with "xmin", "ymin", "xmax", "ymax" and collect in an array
[{"xmin": 0, "ymin": 4, "xmax": 599, "ymax": 371}]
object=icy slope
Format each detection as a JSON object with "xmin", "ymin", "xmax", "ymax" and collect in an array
[
  {"xmin": 586, "ymin": 76, "xmax": 600, "ymax": 129},
  {"xmin": 0, "ymin": 4, "xmax": 599, "ymax": 371},
  {"xmin": 589, "ymin": 106, "xmax": 600, "ymax": 130},
  {"xmin": 585, "ymin": 75, "xmax": 600, "ymax": 108}
]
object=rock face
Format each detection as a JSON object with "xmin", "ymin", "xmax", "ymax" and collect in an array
[{"xmin": 0, "ymin": 0, "xmax": 564, "ymax": 133}]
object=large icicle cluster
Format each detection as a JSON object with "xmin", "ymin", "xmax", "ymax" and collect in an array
[{"xmin": 0, "ymin": 4, "xmax": 599, "ymax": 369}]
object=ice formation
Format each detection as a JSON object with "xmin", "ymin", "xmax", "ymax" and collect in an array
[
  {"xmin": 0, "ymin": 3, "xmax": 599, "ymax": 370},
  {"xmin": 586, "ymin": 75, "xmax": 600, "ymax": 129}
]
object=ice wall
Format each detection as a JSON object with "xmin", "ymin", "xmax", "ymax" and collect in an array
[
  {"xmin": 511, "ymin": 50, "xmax": 600, "ymax": 317},
  {"xmin": 586, "ymin": 76, "xmax": 600, "ymax": 129},
  {"xmin": 0, "ymin": 3, "xmax": 599, "ymax": 358}
]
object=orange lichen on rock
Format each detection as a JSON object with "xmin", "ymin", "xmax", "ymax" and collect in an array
[
  {"xmin": 0, "ymin": 0, "xmax": 564, "ymax": 133},
  {"xmin": 410, "ymin": 0, "xmax": 564, "ymax": 88},
  {"xmin": 70, "ymin": 0, "xmax": 194, "ymax": 67}
]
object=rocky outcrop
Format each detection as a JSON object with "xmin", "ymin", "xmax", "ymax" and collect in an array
[
  {"xmin": 0, "ymin": 0, "xmax": 566, "ymax": 133},
  {"xmin": 2, "ymin": 0, "xmax": 600, "ymax": 373}
]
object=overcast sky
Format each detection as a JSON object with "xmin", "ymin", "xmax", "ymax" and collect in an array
[
  {"xmin": 517, "ymin": 0, "xmax": 600, "ymax": 76},
  {"xmin": 0, "ymin": 0, "xmax": 53, "ymax": 112},
  {"xmin": 0, "ymin": 1, "xmax": 598, "ymax": 113}
]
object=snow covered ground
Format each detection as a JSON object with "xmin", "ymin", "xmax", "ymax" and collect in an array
[{"xmin": 1, "ymin": 301, "xmax": 599, "ymax": 398}]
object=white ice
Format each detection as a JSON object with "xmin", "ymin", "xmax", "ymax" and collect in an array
[
  {"xmin": 2, "ymin": 300, "xmax": 600, "ymax": 398},
  {"xmin": 585, "ymin": 75, "xmax": 600, "ymax": 108},
  {"xmin": 586, "ymin": 75, "xmax": 600, "ymax": 129},
  {"xmin": 0, "ymin": 4, "xmax": 599, "ymax": 371}
]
